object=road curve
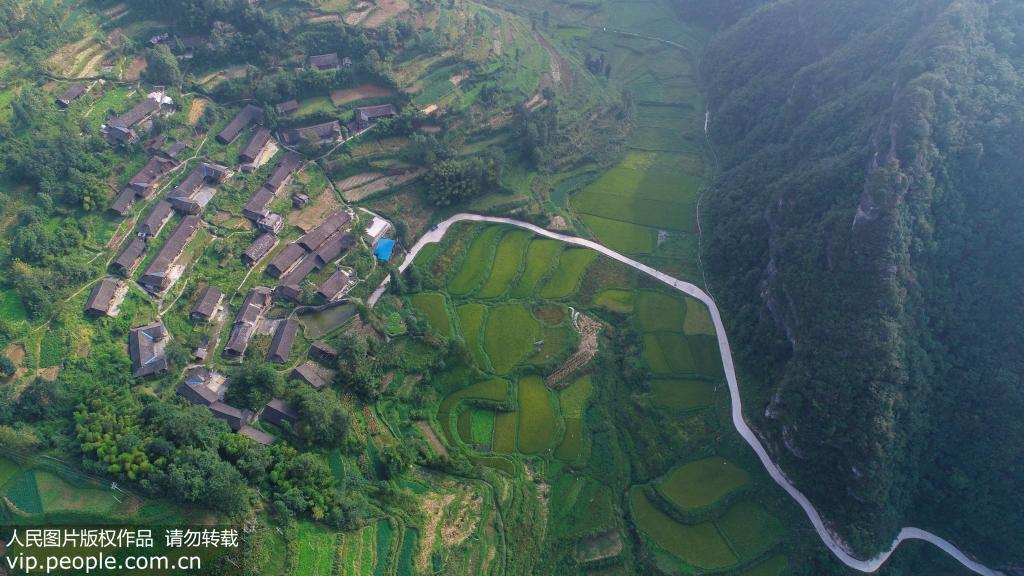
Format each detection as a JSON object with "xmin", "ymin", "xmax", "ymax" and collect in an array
[{"xmin": 372, "ymin": 213, "xmax": 1004, "ymax": 576}]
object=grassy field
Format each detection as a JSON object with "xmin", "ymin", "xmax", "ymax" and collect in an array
[
  {"xmin": 630, "ymin": 488, "xmax": 737, "ymax": 571},
  {"xmin": 410, "ymin": 292, "xmax": 452, "ymax": 338},
  {"xmin": 658, "ymin": 457, "xmax": 751, "ymax": 510},
  {"xmin": 492, "ymin": 410, "xmax": 517, "ymax": 453},
  {"xmin": 716, "ymin": 499, "xmax": 785, "ymax": 563},
  {"xmin": 516, "ymin": 375, "xmax": 557, "ymax": 454},
  {"xmin": 471, "ymin": 409, "xmax": 495, "ymax": 445},
  {"xmin": 5, "ymin": 471, "xmax": 43, "ymax": 514},
  {"xmin": 447, "ymin": 226, "xmax": 502, "ymax": 295},
  {"xmin": 538, "ymin": 249, "xmax": 597, "ymax": 299},
  {"xmin": 650, "ymin": 379, "xmax": 714, "ymax": 411},
  {"xmin": 509, "ymin": 239, "xmax": 561, "ymax": 299},
  {"xmin": 475, "ymin": 230, "xmax": 530, "ymax": 298},
  {"xmin": 593, "ymin": 288, "xmax": 635, "ymax": 313},
  {"xmin": 482, "ymin": 304, "xmax": 541, "ymax": 374}
]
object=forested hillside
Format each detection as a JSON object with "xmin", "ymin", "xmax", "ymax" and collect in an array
[{"xmin": 696, "ymin": 0, "xmax": 1023, "ymax": 568}]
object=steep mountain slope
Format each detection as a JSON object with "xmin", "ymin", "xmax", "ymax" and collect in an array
[{"xmin": 697, "ymin": 0, "xmax": 1024, "ymax": 568}]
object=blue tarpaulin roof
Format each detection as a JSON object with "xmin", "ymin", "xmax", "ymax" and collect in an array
[{"xmin": 374, "ymin": 238, "xmax": 395, "ymax": 261}]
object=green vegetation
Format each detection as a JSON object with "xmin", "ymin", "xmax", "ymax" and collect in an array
[
  {"xmin": 658, "ymin": 457, "xmax": 751, "ymax": 510},
  {"xmin": 447, "ymin": 226, "xmax": 502, "ymax": 295},
  {"xmin": 509, "ymin": 240, "xmax": 561, "ymax": 299},
  {"xmin": 410, "ymin": 292, "xmax": 452, "ymax": 338},
  {"xmin": 482, "ymin": 304, "xmax": 541, "ymax": 374},
  {"xmin": 515, "ymin": 376, "xmax": 557, "ymax": 454},
  {"xmin": 651, "ymin": 379, "xmax": 714, "ymax": 411},
  {"xmin": 630, "ymin": 488, "xmax": 737, "ymax": 570},
  {"xmin": 455, "ymin": 303, "xmax": 489, "ymax": 368},
  {"xmin": 475, "ymin": 230, "xmax": 530, "ymax": 299},
  {"xmin": 538, "ymin": 249, "xmax": 597, "ymax": 299},
  {"xmin": 717, "ymin": 500, "xmax": 786, "ymax": 563}
]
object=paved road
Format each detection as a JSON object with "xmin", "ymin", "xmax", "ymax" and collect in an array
[{"xmin": 371, "ymin": 213, "xmax": 1004, "ymax": 576}]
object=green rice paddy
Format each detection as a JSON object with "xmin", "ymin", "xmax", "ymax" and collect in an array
[
  {"xmin": 636, "ymin": 290, "xmax": 689, "ymax": 332},
  {"xmin": 448, "ymin": 226, "xmax": 502, "ymax": 295},
  {"xmin": 516, "ymin": 376, "xmax": 557, "ymax": 454},
  {"xmin": 295, "ymin": 522, "xmax": 337, "ymax": 576},
  {"xmin": 538, "ymin": 249, "xmax": 597, "ymax": 299},
  {"xmin": 716, "ymin": 500, "xmax": 785, "ymax": 563},
  {"xmin": 483, "ymin": 304, "xmax": 541, "ymax": 374},
  {"xmin": 475, "ymin": 230, "xmax": 530, "ymax": 298},
  {"xmin": 410, "ymin": 292, "xmax": 452, "ymax": 338},
  {"xmin": 594, "ymin": 288, "xmax": 635, "ymax": 313},
  {"xmin": 5, "ymin": 471, "xmax": 43, "ymax": 514},
  {"xmin": 630, "ymin": 488, "xmax": 737, "ymax": 570},
  {"xmin": 509, "ymin": 239, "xmax": 561, "ymax": 299},
  {"xmin": 555, "ymin": 375, "xmax": 593, "ymax": 461},
  {"xmin": 650, "ymin": 379, "xmax": 714, "ymax": 411},
  {"xmin": 658, "ymin": 457, "xmax": 751, "ymax": 510},
  {"xmin": 471, "ymin": 409, "xmax": 495, "ymax": 445},
  {"xmin": 684, "ymin": 298, "xmax": 716, "ymax": 336},
  {"xmin": 492, "ymin": 411, "xmax": 517, "ymax": 453},
  {"xmin": 455, "ymin": 303, "xmax": 490, "ymax": 368}
]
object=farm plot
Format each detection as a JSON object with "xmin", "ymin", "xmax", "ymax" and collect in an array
[
  {"xmin": 491, "ymin": 411, "xmax": 517, "ymax": 453},
  {"xmin": 650, "ymin": 379, "xmax": 714, "ymax": 411},
  {"xmin": 636, "ymin": 290, "xmax": 688, "ymax": 333},
  {"xmin": 437, "ymin": 379, "xmax": 510, "ymax": 446},
  {"xmin": 538, "ymin": 249, "xmax": 597, "ymax": 299},
  {"xmin": 739, "ymin": 555, "xmax": 789, "ymax": 576},
  {"xmin": 338, "ymin": 523, "xmax": 379, "ymax": 575},
  {"xmin": 658, "ymin": 457, "xmax": 751, "ymax": 511},
  {"xmin": 509, "ymin": 239, "xmax": 561, "ymax": 299},
  {"xmin": 331, "ymin": 84, "xmax": 396, "ymax": 106},
  {"xmin": 594, "ymin": 288, "xmax": 635, "ymax": 313},
  {"xmin": 684, "ymin": 297, "xmax": 716, "ymax": 336},
  {"xmin": 555, "ymin": 375, "xmax": 592, "ymax": 461},
  {"xmin": 447, "ymin": 226, "xmax": 503, "ymax": 295},
  {"xmin": 0, "ymin": 458, "xmax": 20, "ymax": 488},
  {"xmin": 475, "ymin": 230, "xmax": 530, "ymax": 298},
  {"xmin": 5, "ymin": 471, "xmax": 43, "ymax": 514},
  {"xmin": 295, "ymin": 522, "xmax": 336, "ymax": 576},
  {"xmin": 716, "ymin": 499, "xmax": 785, "ymax": 564},
  {"xmin": 551, "ymin": 475, "xmax": 616, "ymax": 538},
  {"xmin": 516, "ymin": 375, "xmax": 557, "ymax": 454},
  {"xmin": 410, "ymin": 292, "xmax": 452, "ymax": 338},
  {"xmin": 471, "ymin": 409, "xmax": 495, "ymax": 445},
  {"xmin": 482, "ymin": 304, "xmax": 541, "ymax": 374},
  {"xmin": 629, "ymin": 488, "xmax": 737, "ymax": 571},
  {"xmin": 455, "ymin": 303, "xmax": 490, "ymax": 369}
]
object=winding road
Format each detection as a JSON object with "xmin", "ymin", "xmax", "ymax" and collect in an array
[{"xmin": 371, "ymin": 213, "xmax": 1004, "ymax": 576}]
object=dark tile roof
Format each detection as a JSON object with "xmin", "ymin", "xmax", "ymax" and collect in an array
[
  {"xmin": 139, "ymin": 200, "xmax": 174, "ymax": 237},
  {"xmin": 297, "ymin": 210, "xmax": 352, "ymax": 252},
  {"xmin": 308, "ymin": 53, "xmax": 340, "ymax": 69},
  {"xmin": 177, "ymin": 380, "xmax": 220, "ymax": 406},
  {"xmin": 309, "ymin": 340, "xmax": 339, "ymax": 363},
  {"xmin": 238, "ymin": 425, "xmax": 275, "ymax": 445},
  {"xmin": 267, "ymin": 243, "xmax": 306, "ymax": 278},
  {"xmin": 316, "ymin": 269, "xmax": 352, "ymax": 302},
  {"xmin": 168, "ymin": 163, "xmax": 227, "ymax": 214},
  {"xmin": 262, "ymin": 152, "xmax": 302, "ymax": 194},
  {"xmin": 57, "ymin": 84, "xmax": 86, "ymax": 106},
  {"xmin": 276, "ymin": 100, "xmax": 299, "ymax": 115},
  {"xmin": 165, "ymin": 141, "xmax": 188, "ymax": 159},
  {"xmin": 290, "ymin": 361, "xmax": 331, "ymax": 390},
  {"xmin": 313, "ymin": 231, "xmax": 355, "ymax": 265},
  {"xmin": 216, "ymin": 104, "xmax": 263, "ymax": 144},
  {"xmin": 242, "ymin": 233, "xmax": 278, "ymax": 267},
  {"xmin": 113, "ymin": 236, "xmax": 148, "ymax": 274},
  {"xmin": 356, "ymin": 104, "xmax": 397, "ymax": 127},
  {"xmin": 241, "ymin": 127, "xmax": 272, "ymax": 164},
  {"xmin": 109, "ymin": 186, "xmax": 138, "ymax": 216},
  {"xmin": 242, "ymin": 187, "xmax": 275, "ymax": 220},
  {"xmin": 281, "ymin": 121, "xmax": 341, "ymax": 146},
  {"xmin": 267, "ymin": 319, "xmax": 298, "ymax": 363},
  {"xmin": 224, "ymin": 286, "xmax": 272, "ymax": 358},
  {"xmin": 209, "ymin": 401, "xmax": 253, "ymax": 431},
  {"xmin": 110, "ymin": 98, "xmax": 160, "ymax": 128},
  {"xmin": 84, "ymin": 277, "xmax": 121, "ymax": 315},
  {"xmin": 128, "ymin": 322, "xmax": 169, "ymax": 377},
  {"xmin": 130, "ymin": 156, "xmax": 177, "ymax": 196},
  {"xmin": 258, "ymin": 213, "xmax": 283, "ymax": 234},
  {"xmin": 191, "ymin": 285, "xmax": 224, "ymax": 321},
  {"xmin": 140, "ymin": 215, "xmax": 201, "ymax": 292},
  {"xmin": 264, "ymin": 398, "xmax": 300, "ymax": 424},
  {"xmin": 277, "ymin": 257, "xmax": 320, "ymax": 302}
]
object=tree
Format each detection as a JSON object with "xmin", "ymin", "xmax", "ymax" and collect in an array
[
  {"xmin": 292, "ymin": 387, "xmax": 350, "ymax": 447},
  {"xmin": 229, "ymin": 361, "xmax": 282, "ymax": 410},
  {"xmin": 144, "ymin": 44, "xmax": 182, "ymax": 86},
  {"xmin": 0, "ymin": 356, "xmax": 15, "ymax": 380}
]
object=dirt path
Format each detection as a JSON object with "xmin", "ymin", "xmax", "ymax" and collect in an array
[
  {"xmin": 545, "ymin": 311, "xmax": 600, "ymax": 387},
  {"xmin": 416, "ymin": 421, "xmax": 448, "ymax": 458}
]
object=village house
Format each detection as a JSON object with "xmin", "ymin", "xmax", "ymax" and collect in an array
[
  {"xmin": 257, "ymin": 213, "xmax": 284, "ymax": 234},
  {"xmin": 84, "ymin": 277, "xmax": 127, "ymax": 317},
  {"xmin": 354, "ymin": 104, "xmax": 398, "ymax": 130},
  {"xmin": 297, "ymin": 210, "xmax": 352, "ymax": 252},
  {"xmin": 242, "ymin": 152, "xmax": 302, "ymax": 220},
  {"xmin": 210, "ymin": 402, "xmax": 254, "ymax": 431},
  {"xmin": 316, "ymin": 269, "xmax": 353, "ymax": 303},
  {"xmin": 112, "ymin": 236, "xmax": 148, "ymax": 276},
  {"xmin": 56, "ymin": 84, "xmax": 86, "ymax": 108},
  {"xmin": 242, "ymin": 233, "xmax": 278, "ymax": 267},
  {"xmin": 275, "ymin": 100, "xmax": 299, "ymax": 116},
  {"xmin": 292, "ymin": 193, "xmax": 309, "ymax": 208},
  {"xmin": 267, "ymin": 319, "xmax": 298, "ymax": 364},
  {"xmin": 309, "ymin": 341, "xmax": 339, "ymax": 364},
  {"xmin": 168, "ymin": 163, "xmax": 230, "ymax": 214},
  {"xmin": 139, "ymin": 200, "xmax": 175, "ymax": 238},
  {"xmin": 128, "ymin": 322, "xmax": 169, "ymax": 378},
  {"xmin": 308, "ymin": 52, "xmax": 340, "ymax": 70},
  {"xmin": 266, "ymin": 243, "xmax": 306, "ymax": 278},
  {"xmin": 277, "ymin": 232, "xmax": 355, "ymax": 302},
  {"xmin": 102, "ymin": 96, "xmax": 167, "ymax": 145},
  {"xmin": 261, "ymin": 398, "xmax": 300, "ymax": 429},
  {"xmin": 176, "ymin": 367, "xmax": 224, "ymax": 405},
  {"xmin": 240, "ymin": 127, "xmax": 273, "ymax": 170},
  {"xmin": 364, "ymin": 214, "xmax": 393, "ymax": 244},
  {"xmin": 191, "ymin": 285, "xmax": 224, "ymax": 322},
  {"xmin": 290, "ymin": 361, "xmax": 333, "ymax": 390},
  {"xmin": 224, "ymin": 286, "xmax": 273, "ymax": 359},
  {"xmin": 109, "ymin": 156, "xmax": 179, "ymax": 216},
  {"xmin": 216, "ymin": 104, "xmax": 263, "ymax": 145},
  {"xmin": 139, "ymin": 215, "xmax": 201, "ymax": 293},
  {"xmin": 281, "ymin": 120, "xmax": 342, "ymax": 147}
]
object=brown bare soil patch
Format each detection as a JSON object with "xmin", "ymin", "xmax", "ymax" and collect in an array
[
  {"xmin": 330, "ymin": 84, "xmax": 395, "ymax": 106},
  {"xmin": 366, "ymin": 187, "xmax": 435, "ymax": 239},
  {"xmin": 338, "ymin": 172, "xmax": 384, "ymax": 191},
  {"xmin": 187, "ymin": 98, "xmax": 208, "ymax": 125},
  {"xmin": 37, "ymin": 367, "xmax": 61, "ymax": 381},
  {"xmin": 416, "ymin": 421, "xmax": 448, "ymax": 457},
  {"xmin": 288, "ymin": 188, "xmax": 341, "ymax": 232},
  {"xmin": 363, "ymin": 0, "xmax": 409, "ymax": 28},
  {"xmin": 306, "ymin": 13, "xmax": 341, "ymax": 24},
  {"xmin": 342, "ymin": 169, "xmax": 424, "ymax": 203},
  {"xmin": 546, "ymin": 313, "xmax": 601, "ymax": 387},
  {"xmin": 124, "ymin": 56, "xmax": 147, "ymax": 81}
]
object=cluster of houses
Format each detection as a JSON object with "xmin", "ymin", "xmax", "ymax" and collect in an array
[{"xmin": 101, "ymin": 92, "xmax": 174, "ymax": 146}]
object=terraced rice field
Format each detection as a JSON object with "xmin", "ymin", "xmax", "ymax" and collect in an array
[
  {"xmin": 658, "ymin": 457, "xmax": 751, "ymax": 510},
  {"xmin": 410, "ymin": 292, "xmax": 452, "ymax": 337},
  {"xmin": 630, "ymin": 488, "xmax": 737, "ymax": 571},
  {"xmin": 455, "ymin": 303, "xmax": 489, "ymax": 368},
  {"xmin": 5, "ymin": 471, "xmax": 43, "ymax": 514},
  {"xmin": 475, "ymin": 230, "xmax": 530, "ymax": 298},
  {"xmin": 555, "ymin": 375, "xmax": 593, "ymax": 461},
  {"xmin": 337, "ymin": 524, "xmax": 379, "ymax": 575},
  {"xmin": 515, "ymin": 376, "xmax": 557, "ymax": 453},
  {"xmin": 295, "ymin": 522, "xmax": 337, "ymax": 576},
  {"xmin": 538, "ymin": 249, "xmax": 597, "ymax": 299},
  {"xmin": 684, "ymin": 298, "xmax": 716, "ymax": 335},
  {"xmin": 636, "ymin": 290, "xmax": 689, "ymax": 332},
  {"xmin": 716, "ymin": 500, "xmax": 785, "ymax": 563},
  {"xmin": 482, "ymin": 304, "xmax": 540, "ymax": 374},
  {"xmin": 594, "ymin": 288, "xmax": 635, "ymax": 313},
  {"xmin": 470, "ymin": 409, "xmax": 495, "ymax": 445},
  {"xmin": 491, "ymin": 411, "xmax": 517, "ymax": 453},
  {"xmin": 447, "ymin": 226, "xmax": 502, "ymax": 295},
  {"xmin": 509, "ymin": 239, "xmax": 561, "ymax": 298},
  {"xmin": 650, "ymin": 379, "xmax": 714, "ymax": 411},
  {"xmin": 437, "ymin": 379, "xmax": 510, "ymax": 446}
]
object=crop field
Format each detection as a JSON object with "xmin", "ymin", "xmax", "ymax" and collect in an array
[
  {"xmin": 636, "ymin": 290, "xmax": 688, "ymax": 332},
  {"xmin": 0, "ymin": 287, "xmax": 27, "ymax": 323},
  {"xmin": 35, "ymin": 472, "xmax": 123, "ymax": 515},
  {"xmin": 482, "ymin": 304, "xmax": 541, "ymax": 374},
  {"xmin": 447, "ymin": 226, "xmax": 502, "ymax": 295},
  {"xmin": 527, "ymin": 325, "xmax": 572, "ymax": 366},
  {"xmin": 396, "ymin": 528, "xmax": 417, "ymax": 576},
  {"xmin": 739, "ymin": 555, "xmax": 789, "ymax": 576},
  {"xmin": 455, "ymin": 303, "xmax": 489, "ymax": 368},
  {"xmin": 0, "ymin": 458, "xmax": 19, "ymax": 487},
  {"xmin": 437, "ymin": 379, "xmax": 510, "ymax": 446},
  {"xmin": 630, "ymin": 488, "xmax": 737, "ymax": 571},
  {"xmin": 716, "ymin": 500, "xmax": 785, "ymax": 563},
  {"xmin": 475, "ymin": 230, "xmax": 530, "ymax": 298},
  {"xmin": 337, "ymin": 524, "xmax": 378, "ymax": 575},
  {"xmin": 658, "ymin": 457, "xmax": 751, "ymax": 510},
  {"xmin": 684, "ymin": 298, "xmax": 716, "ymax": 336},
  {"xmin": 410, "ymin": 292, "xmax": 452, "ymax": 338},
  {"xmin": 491, "ymin": 411, "xmax": 517, "ymax": 453},
  {"xmin": 330, "ymin": 84, "xmax": 396, "ymax": 106},
  {"xmin": 509, "ymin": 239, "xmax": 561, "ymax": 299},
  {"xmin": 374, "ymin": 520, "xmax": 393, "ymax": 576},
  {"xmin": 516, "ymin": 376, "xmax": 557, "ymax": 454},
  {"xmin": 551, "ymin": 474, "xmax": 616, "ymax": 538},
  {"xmin": 5, "ymin": 471, "xmax": 43, "ymax": 514},
  {"xmin": 555, "ymin": 375, "xmax": 593, "ymax": 461},
  {"xmin": 471, "ymin": 409, "xmax": 495, "ymax": 445},
  {"xmin": 39, "ymin": 330, "xmax": 65, "ymax": 368},
  {"xmin": 295, "ymin": 522, "xmax": 337, "ymax": 576},
  {"xmin": 651, "ymin": 379, "xmax": 714, "ymax": 411},
  {"xmin": 538, "ymin": 249, "xmax": 597, "ymax": 299},
  {"xmin": 593, "ymin": 288, "xmax": 635, "ymax": 313}
]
